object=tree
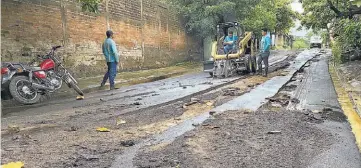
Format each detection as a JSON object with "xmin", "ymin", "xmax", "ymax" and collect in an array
[
  {"xmin": 274, "ymin": 0, "xmax": 299, "ymax": 34},
  {"xmin": 77, "ymin": 0, "xmax": 298, "ymax": 39},
  {"xmin": 169, "ymin": 0, "xmax": 297, "ymax": 38},
  {"xmin": 78, "ymin": 0, "xmax": 101, "ymax": 13},
  {"xmin": 301, "ymin": 0, "xmax": 361, "ymax": 62},
  {"xmin": 242, "ymin": 0, "xmax": 276, "ymax": 34}
]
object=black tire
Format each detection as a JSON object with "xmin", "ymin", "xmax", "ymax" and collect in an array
[
  {"xmin": 9, "ymin": 76, "xmax": 41, "ymax": 105},
  {"xmin": 209, "ymin": 72, "xmax": 213, "ymax": 77},
  {"xmin": 251, "ymin": 56, "xmax": 257, "ymax": 73},
  {"xmin": 68, "ymin": 81, "xmax": 84, "ymax": 96},
  {"xmin": 244, "ymin": 55, "xmax": 251, "ymax": 73}
]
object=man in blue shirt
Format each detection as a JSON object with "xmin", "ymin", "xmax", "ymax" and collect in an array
[
  {"xmin": 223, "ymin": 31, "xmax": 238, "ymax": 54},
  {"xmin": 100, "ymin": 30, "xmax": 119, "ymax": 90},
  {"xmin": 257, "ymin": 28, "xmax": 271, "ymax": 77}
]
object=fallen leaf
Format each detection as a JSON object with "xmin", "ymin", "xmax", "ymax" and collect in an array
[
  {"xmin": 96, "ymin": 127, "xmax": 110, "ymax": 132},
  {"xmin": 116, "ymin": 118, "xmax": 127, "ymax": 125},
  {"xmin": 1, "ymin": 161, "xmax": 24, "ymax": 168},
  {"xmin": 76, "ymin": 96, "xmax": 84, "ymax": 100},
  {"xmin": 8, "ymin": 125, "xmax": 20, "ymax": 133}
]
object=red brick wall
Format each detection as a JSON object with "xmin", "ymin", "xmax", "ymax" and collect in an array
[{"xmin": 1, "ymin": 0, "xmax": 201, "ymax": 77}]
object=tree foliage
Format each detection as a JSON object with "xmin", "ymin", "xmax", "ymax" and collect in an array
[
  {"xmin": 77, "ymin": 0, "xmax": 298, "ymax": 39},
  {"xmin": 301, "ymin": 0, "xmax": 361, "ymax": 62},
  {"xmin": 169, "ymin": 0, "xmax": 297, "ymax": 38},
  {"xmin": 78, "ymin": 0, "xmax": 101, "ymax": 13}
]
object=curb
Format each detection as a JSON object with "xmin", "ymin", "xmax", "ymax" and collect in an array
[
  {"xmin": 332, "ymin": 63, "xmax": 361, "ymax": 116},
  {"xmin": 329, "ymin": 62, "xmax": 361, "ymax": 152}
]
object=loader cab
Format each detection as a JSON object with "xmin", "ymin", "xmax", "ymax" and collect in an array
[{"xmin": 215, "ymin": 22, "xmax": 244, "ymax": 55}]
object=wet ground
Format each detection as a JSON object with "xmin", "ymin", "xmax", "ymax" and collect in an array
[
  {"xmin": 3, "ymin": 49, "xmax": 346, "ymax": 168},
  {"xmin": 133, "ymin": 49, "xmax": 361, "ymax": 168}
]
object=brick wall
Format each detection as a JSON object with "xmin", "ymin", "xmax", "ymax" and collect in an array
[{"xmin": 1, "ymin": 0, "xmax": 202, "ymax": 77}]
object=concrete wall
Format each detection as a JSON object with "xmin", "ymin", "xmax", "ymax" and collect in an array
[{"xmin": 1, "ymin": 0, "xmax": 202, "ymax": 77}]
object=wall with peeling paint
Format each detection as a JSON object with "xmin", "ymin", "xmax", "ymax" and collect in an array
[{"xmin": 1, "ymin": 0, "xmax": 202, "ymax": 77}]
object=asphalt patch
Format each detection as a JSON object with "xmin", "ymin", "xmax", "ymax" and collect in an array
[{"xmin": 134, "ymin": 110, "xmax": 334, "ymax": 168}]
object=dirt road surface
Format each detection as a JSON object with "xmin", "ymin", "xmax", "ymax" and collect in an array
[
  {"xmin": 134, "ymin": 50, "xmax": 361, "ymax": 168},
  {"xmin": 4, "ymin": 50, "xmax": 355, "ymax": 168}
]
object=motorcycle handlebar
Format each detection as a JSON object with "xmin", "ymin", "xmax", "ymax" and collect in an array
[{"xmin": 52, "ymin": 46, "xmax": 62, "ymax": 51}]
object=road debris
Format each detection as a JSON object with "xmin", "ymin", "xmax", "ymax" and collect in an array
[
  {"xmin": 267, "ymin": 131, "xmax": 282, "ymax": 134},
  {"xmin": 1, "ymin": 161, "xmax": 24, "ymax": 168},
  {"xmin": 192, "ymin": 123, "xmax": 200, "ymax": 127},
  {"xmin": 116, "ymin": 118, "xmax": 127, "ymax": 125},
  {"xmin": 206, "ymin": 102, "xmax": 213, "ymax": 106},
  {"xmin": 80, "ymin": 154, "xmax": 100, "ymax": 161},
  {"xmin": 190, "ymin": 97, "xmax": 200, "ymax": 102},
  {"xmin": 291, "ymin": 98, "xmax": 300, "ymax": 104},
  {"xmin": 133, "ymin": 102, "xmax": 142, "ymax": 105},
  {"xmin": 223, "ymin": 89, "xmax": 242, "ymax": 96},
  {"xmin": 120, "ymin": 140, "xmax": 135, "ymax": 147},
  {"xmin": 76, "ymin": 95, "xmax": 84, "ymax": 100},
  {"xmin": 209, "ymin": 111, "xmax": 216, "ymax": 115},
  {"xmin": 96, "ymin": 127, "xmax": 110, "ymax": 132},
  {"xmin": 7, "ymin": 125, "xmax": 20, "ymax": 133},
  {"xmin": 70, "ymin": 126, "xmax": 79, "ymax": 131},
  {"xmin": 201, "ymin": 82, "xmax": 213, "ymax": 85},
  {"xmin": 12, "ymin": 135, "xmax": 21, "ymax": 141}
]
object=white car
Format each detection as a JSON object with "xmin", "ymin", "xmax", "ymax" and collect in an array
[{"xmin": 310, "ymin": 36, "xmax": 322, "ymax": 48}]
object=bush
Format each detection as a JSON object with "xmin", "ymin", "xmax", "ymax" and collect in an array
[
  {"xmin": 332, "ymin": 18, "xmax": 361, "ymax": 63},
  {"xmin": 332, "ymin": 41, "xmax": 343, "ymax": 64},
  {"xmin": 293, "ymin": 38, "xmax": 309, "ymax": 49}
]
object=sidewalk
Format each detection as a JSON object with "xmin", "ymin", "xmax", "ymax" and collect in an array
[
  {"xmin": 330, "ymin": 60, "xmax": 361, "ymax": 152},
  {"xmin": 332, "ymin": 60, "xmax": 361, "ymax": 117}
]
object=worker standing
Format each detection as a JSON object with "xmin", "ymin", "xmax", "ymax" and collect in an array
[
  {"xmin": 257, "ymin": 28, "xmax": 271, "ymax": 77},
  {"xmin": 100, "ymin": 30, "xmax": 120, "ymax": 90}
]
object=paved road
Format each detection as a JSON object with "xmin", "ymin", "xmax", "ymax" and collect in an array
[
  {"xmin": 289, "ymin": 52, "xmax": 361, "ymax": 167},
  {"xmin": 1, "ymin": 50, "xmax": 294, "ymax": 127},
  {"xmin": 111, "ymin": 49, "xmax": 319, "ymax": 168},
  {"xmin": 130, "ymin": 49, "xmax": 361, "ymax": 168}
]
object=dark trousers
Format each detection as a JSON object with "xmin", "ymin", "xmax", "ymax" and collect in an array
[
  {"xmin": 101, "ymin": 62, "xmax": 117, "ymax": 87},
  {"xmin": 257, "ymin": 51, "xmax": 270, "ymax": 75}
]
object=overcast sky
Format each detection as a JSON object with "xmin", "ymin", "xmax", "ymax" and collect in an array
[{"xmin": 289, "ymin": 0, "xmax": 309, "ymax": 37}]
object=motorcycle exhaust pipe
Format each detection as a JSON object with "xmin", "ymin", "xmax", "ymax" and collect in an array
[{"xmin": 31, "ymin": 83, "xmax": 54, "ymax": 91}]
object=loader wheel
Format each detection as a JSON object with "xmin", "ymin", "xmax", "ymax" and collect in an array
[
  {"xmin": 244, "ymin": 55, "xmax": 252, "ymax": 73},
  {"xmin": 250, "ymin": 55, "xmax": 257, "ymax": 73}
]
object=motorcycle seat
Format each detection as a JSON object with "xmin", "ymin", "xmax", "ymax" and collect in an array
[
  {"xmin": 29, "ymin": 67, "xmax": 42, "ymax": 71},
  {"xmin": 21, "ymin": 65, "xmax": 42, "ymax": 71}
]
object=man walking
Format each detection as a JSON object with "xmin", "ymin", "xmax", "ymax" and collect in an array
[
  {"xmin": 257, "ymin": 28, "xmax": 271, "ymax": 77},
  {"xmin": 100, "ymin": 30, "xmax": 119, "ymax": 90}
]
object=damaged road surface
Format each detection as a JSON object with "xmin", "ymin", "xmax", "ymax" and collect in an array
[
  {"xmin": 4, "ymin": 49, "xmax": 348, "ymax": 168},
  {"xmin": 134, "ymin": 49, "xmax": 361, "ymax": 168}
]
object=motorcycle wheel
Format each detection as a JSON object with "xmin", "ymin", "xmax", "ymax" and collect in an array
[
  {"xmin": 68, "ymin": 81, "xmax": 84, "ymax": 96},
  {"xmin": 9, "ymin": 76, "xmax": 41, "ymax": 105}
]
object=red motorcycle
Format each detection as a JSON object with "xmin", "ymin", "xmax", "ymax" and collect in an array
[{"xmin": 1, "ymin": 46, "xmax": 84, "ymax": 105}]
